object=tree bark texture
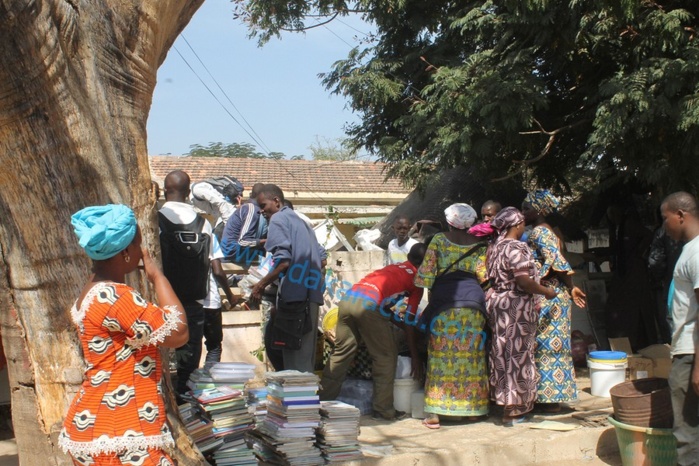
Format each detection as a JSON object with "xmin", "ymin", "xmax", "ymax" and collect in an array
[{"xmin": 0, "ymin": 0, "xmax": 205, "ymax": 464}]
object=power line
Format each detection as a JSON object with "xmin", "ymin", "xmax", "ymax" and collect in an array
[
  {"xmin": 180, "ymin": 35, "xmax": 274, "ymax": 154},
  {"xmin": 173, "ymin": 45, "xmax": 333, "ymax": 205},
  {"xmin": 335, "ymin": 17, "xmax": 370, "ymax": 37},
  {"xmin": 319, "ymin": 23, "xmax": 354, "ymax": 48},
  {"xmin": 172, "ymin": 46, "xmax": 269, "ymax": 154}
]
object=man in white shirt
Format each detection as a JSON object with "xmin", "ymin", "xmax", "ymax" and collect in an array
[
  {"xmin": 159, "ymin": 170, "xmax": 216, "ymax": 400},
  {"xmin": 386, "ymin": 215, "xmax": 418, "ymax": 265},
  {"xmin": 190, "ymin": 176, "xmax": 241, "ymax": 238},
  {"xmin": 201, "ymin": 234, "xmax": 237, "ymax": 367},
  {"xmin": 661, "ymin": 191, "xmax": 699, "ymax": 465}
]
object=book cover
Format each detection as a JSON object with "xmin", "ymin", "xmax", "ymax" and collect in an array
[{"xmin": 194, "ymin": 386, "xmax": 243, "ymax": 404}]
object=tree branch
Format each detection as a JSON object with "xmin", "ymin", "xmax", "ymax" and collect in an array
[
  {"xmin": 281, "ymin": 12, "xmax": 339, "ymax": 32},
  {"xmin": 492, "ymin": 119, "xmax": 589, "ymax": 182}
]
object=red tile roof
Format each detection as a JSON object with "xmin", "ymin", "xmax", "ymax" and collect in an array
[{"xmin": 149, "ymin": 156, "xmax": 411, "ymax": 194}]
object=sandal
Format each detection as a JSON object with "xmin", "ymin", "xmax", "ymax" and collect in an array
[{"xmin": 422, "ymin": 418, "xmax": 441, "ymax": 429}]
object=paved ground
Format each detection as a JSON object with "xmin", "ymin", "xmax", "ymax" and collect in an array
[{"xmin": 0, "ymin": 372, "xmax": 624, "ymax": 465}]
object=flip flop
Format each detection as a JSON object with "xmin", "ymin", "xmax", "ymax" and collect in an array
[{"xmin": 422, "ymin": 419, "xmax": 441, "ymax": 430}]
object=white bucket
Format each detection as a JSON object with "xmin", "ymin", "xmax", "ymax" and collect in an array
[
  {"xmin": 588, "ymin": 358, "xmax": 628, "ymax": 398},
  {"xmin": 411, "ymin": 390, "xmax": 425, "ymax": 419},
  {"xmin": 393, "ymin": 378, "xmax": 418, "ymax": 413}
]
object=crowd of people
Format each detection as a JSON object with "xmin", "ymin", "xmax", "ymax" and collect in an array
[
  {"xmin": 57, "ymin": 179, "xmax": 699, "ymax": 465},
  {"xmin": 318, "ymin": 190, "xmax": 587, "ymax": 429},
  {"xmin": 322, "ymin": 189, "xmax": 698, "ymax": 465}
]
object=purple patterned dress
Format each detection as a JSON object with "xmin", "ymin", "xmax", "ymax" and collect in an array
[{"xmin": 485, "ymin": 239, "xmax": 539, "ymax": 416}]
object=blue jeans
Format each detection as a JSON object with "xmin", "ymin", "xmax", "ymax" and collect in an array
[
  {"xmin": 175, "ymin": 303, "xmax": 205, "ymax": 396},
  {"xmin": 670, "ymin": 354, "xmax": 699, "ymax": 465}
]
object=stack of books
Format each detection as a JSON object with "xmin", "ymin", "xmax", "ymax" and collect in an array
[
  {"xmin": 186, "ymin": 362, "xmax": 256, "ymax": 392},
  {"xmin": 209, "ymin": 362, "xmax": 256, "ymax": 384},
  {"xmin": 187, "ymin": 368, "xmax": 217, "ymax": 391},
  {"xmin": 178, "ymin": 403, "xmax": 214, "ymax": 452},
  {"xmin": 245, "ymin": 380, "xmax": 268, "ymax": 426},
  {"xmin": 316, "ymin": 401, "xmax": 363, "ymax": 463},
  {"xmin": 248, "ymin": 370, "xmax": 325, "ymax": 465},
  {"xmin": 188, "ymin": 385, "xmax": 256, "ymax": 463}
]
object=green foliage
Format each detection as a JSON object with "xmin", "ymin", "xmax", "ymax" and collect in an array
[
  {"xmin": 187, "ymin": 141, "xmax": 286, "ymax": 159},
  {"xmin": 240, "ymin": 0, "xmax": 699, "ymax": 195},
  {"xmin": 309, "ymin": 136, "xmax": 362, "ymax": 161}
]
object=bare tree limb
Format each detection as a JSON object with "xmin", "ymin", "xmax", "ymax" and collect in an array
[{"xmin": 492, "ymin": 118, "xmax": 589, "ymax": 182}]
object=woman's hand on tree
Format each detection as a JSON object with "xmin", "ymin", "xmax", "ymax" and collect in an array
[{"xmin": 140, "ymin": 247, "xmax": 162, "ymax": 284}]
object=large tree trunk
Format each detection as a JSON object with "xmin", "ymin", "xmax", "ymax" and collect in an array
[{"xmin": 0, "ymin": 1, "xmax": 206, "ymax": 464}]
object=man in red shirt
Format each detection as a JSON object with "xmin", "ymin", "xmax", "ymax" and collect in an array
[{"xmin": 320, "ymin": 243, "xmax": 426, "ymax": 421}]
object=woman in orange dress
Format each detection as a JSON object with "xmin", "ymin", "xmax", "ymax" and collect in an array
[{"xmin": 58, "ymin": 204, "xmax": 189, "ymax": 466}]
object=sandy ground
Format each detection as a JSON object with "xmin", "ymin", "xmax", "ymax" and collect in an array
[{"xmin": 0, "ymin": 372, "xmax": 624, "ymax": 465}]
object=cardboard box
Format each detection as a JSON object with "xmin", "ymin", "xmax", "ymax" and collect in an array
[
  {"xmin": 638, "ymin": 344, "xmax": 672, "ymax": 379},
  {"xmin": 627, "ymin": 355, "xmax": 654, "ymax": 380},
  {"xmin": 608, "ymin": 338, "xmax": 672, "ymax": 380},
  {"xmin": 608, "ymin": 337, "xmax": 633, "ymax": 355}
]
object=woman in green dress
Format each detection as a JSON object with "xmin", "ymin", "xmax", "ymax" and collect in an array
[{"xmin": 413, "ymin": 203, "xmax": 489, "ymax": 429}]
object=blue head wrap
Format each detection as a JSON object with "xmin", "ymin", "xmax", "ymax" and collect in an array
[
  {"xmin": 524, "ymin": 189, "xmax": 560, "ymax": 216},
  {"xmin": 71, "ymin": 204, "xmax": 137, "ymax": 260}
]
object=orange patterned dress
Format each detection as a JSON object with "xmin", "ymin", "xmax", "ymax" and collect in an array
[{"xmin": 58, "ymin": 282, "xmax": 183, "ymax": 466}]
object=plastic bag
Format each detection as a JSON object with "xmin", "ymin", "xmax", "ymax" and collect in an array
[
  {"xmin": 353, "ymin": 229, "xmax": 384, "ymax": 251},
  {"xmin": 395, "ymin": 355, "xmax": 412, "ymax": 379}
]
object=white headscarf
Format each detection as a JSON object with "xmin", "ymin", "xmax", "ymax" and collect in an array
[{"xmin": 444, "ymin": 203, "xmax": 477, "ymax": 230}]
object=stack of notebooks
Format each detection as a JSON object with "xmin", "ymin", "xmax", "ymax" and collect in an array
[
  {"xmin": 178, "ymin": 403, "xmax": 214, "ymax": 449},
  {"xmin": 210, "ymin": 362, "xmax": 256, "ymax": 384},
  {"xmin": 245, "ymin": 380, "xmax": 269, "ymax": 426},
  {"xmin": 248, "ymin": 370, "xmax": 325, "ymax": 465},
  {"xmin": 186, "ymin": 385, "xmax": 257, "ymax": 464},
  {"xmin": 317, "ymin": 401, "xmax": 363, "ymax": 463},
  {"xmin": 187, "ymin": 362, "xmax": 256, "ymax": 391}
]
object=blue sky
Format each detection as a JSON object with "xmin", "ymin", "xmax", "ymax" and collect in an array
[{"xmin": 147, "ymin": 2, "xmax": 371, "ymax": 158}]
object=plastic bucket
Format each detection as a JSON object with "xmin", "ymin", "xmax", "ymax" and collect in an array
[
  {"xmin": 393, "ymin": 378, "xmax": 418, "ymax": 413},
  {"xmin": 411, "ymin": 390, "xmax": 425, "ymax": 419},
  {"xmin": 608, "ymin": 416, "xmax": 677, "ymax": 466},
  {"xmin": 588, "ymin": 351, "xmax": 627, "ymax": 398}
]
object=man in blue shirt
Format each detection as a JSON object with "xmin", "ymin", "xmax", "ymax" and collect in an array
[
  {"xmin": 221, "ymin": 182, "xmax": 268, "ymax": 267},
  {"xmin": 251, "ymin": 184, "xmax": 327, "ymax": 373}
]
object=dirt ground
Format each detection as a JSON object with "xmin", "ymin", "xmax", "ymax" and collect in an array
[{"xmin": 0, "ymin": 371, "xmax": 624, "ymax": 465}]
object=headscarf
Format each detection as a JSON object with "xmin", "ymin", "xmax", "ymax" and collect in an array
[
  {"xmin": 468, "ymin": 222, "xmax": 495, "ymax": 237},
  {"xmin": 524, "ymin": 189, "xmax": 560, "ymax": 216},
  {"xmin": 71, "ymin": 204, "xmax": 137, "ymax": 260},
  {"xmin": 444, "ymin": 203, "xmax": 477, "ymax": 230},
  {"xmin": 490, "ymin": 207, "xmax": 524, "ymax": 242}
]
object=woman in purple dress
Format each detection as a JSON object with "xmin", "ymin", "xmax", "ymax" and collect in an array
[{"xmin": 484, "ymin": 208, "xmax": 556, "ymax": 426}]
